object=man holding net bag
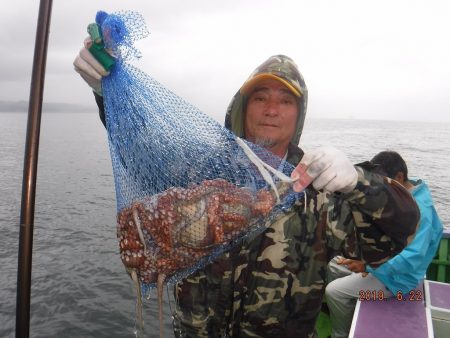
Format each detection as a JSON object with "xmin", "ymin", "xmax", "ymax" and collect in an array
[{"xmin": 74, "ymin": 15, "xmax": 419, "ymax": 337}]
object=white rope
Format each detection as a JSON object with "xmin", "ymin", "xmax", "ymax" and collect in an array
[
  {"xmin": 132, "ymin": 207, "xmax": 147, "ymax": 254},
  {"xmin": 303, "ymin": 189, "xmax": 307, "ymax": 214},
  {"xmin": 235, "ymin": 137, "xmax": 295, "ymax": 203}
]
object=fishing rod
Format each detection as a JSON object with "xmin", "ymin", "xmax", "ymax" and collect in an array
[{"xmin": 16, "ymin": 1, "xmax": 53, "ymax": 337}]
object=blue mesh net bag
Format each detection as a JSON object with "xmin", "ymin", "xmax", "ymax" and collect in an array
[{"xmin": 93, "ymin": 11, "xmax": 303, "ymax": 295}]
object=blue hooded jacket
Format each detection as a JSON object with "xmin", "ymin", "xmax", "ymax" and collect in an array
[{"xmin": 366, "ymin": 179, "xmax": 443, "ymax": 294}]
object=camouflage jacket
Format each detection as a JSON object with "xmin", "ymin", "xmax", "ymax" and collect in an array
[
  {"xmin": 93, "ymin": 56, "xmax": 418, "ymax": 337},
  {"xmin": 172, "ymin": 147, "xmax": 419, "ymax": 338}
]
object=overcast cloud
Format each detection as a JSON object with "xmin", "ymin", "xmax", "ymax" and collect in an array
[{"xmin": 1, "ymin": 0, "xmax": 449, "ymax": 122}]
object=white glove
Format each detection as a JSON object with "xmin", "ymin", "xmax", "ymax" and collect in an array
[
  {"xmin": 291, "ymin": 146, "xmax": 358, "ymax": 193},
  {"xmin": 73, "ymin": 38, "xmax": 110, "ymax": 96}
]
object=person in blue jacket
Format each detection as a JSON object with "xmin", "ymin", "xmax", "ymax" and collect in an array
[{"xmin": 325, "ymin": 150, "xmax": 443, "ymax": 338}]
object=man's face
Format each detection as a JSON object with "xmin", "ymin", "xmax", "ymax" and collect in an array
[{"xmin": 244, "ymin": 78, "xmax": 299, "ymax": 157}]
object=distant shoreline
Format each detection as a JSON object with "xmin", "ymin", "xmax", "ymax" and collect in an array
[
  {"xmin": 0, "ymin": 101, "xmax": 94, "ymax": 113},
  {"xmin": 2, "ymin": 102, "xmax": 448, "ymax": 124},
  {"xmin": 0, "ymin": 110, "xmax": 96, "ymax": 113}
]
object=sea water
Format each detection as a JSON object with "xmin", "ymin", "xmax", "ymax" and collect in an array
[{"xmin": 0, "ymin": 112, "xmax": 448, "ymax": 337}]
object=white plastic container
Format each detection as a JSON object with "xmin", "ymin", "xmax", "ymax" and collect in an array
[{"xmin": 424, "ymin": 279, "xmax": 450, "ymax": 338}]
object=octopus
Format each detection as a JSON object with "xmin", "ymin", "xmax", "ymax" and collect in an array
[{"xmin": 116, "ymin": 178, "xmax": 277, "ymax": 337}]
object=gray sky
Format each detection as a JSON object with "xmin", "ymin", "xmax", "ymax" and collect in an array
[{"xmin": 1, "ymin": 0, "xmax": 450, "ymax": 122}]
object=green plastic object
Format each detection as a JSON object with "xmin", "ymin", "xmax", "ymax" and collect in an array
[
  {"xmin": 87, "ymin": 23, "xmax": 102, "ymax": 44},
  {"xmin": 87, "ymin": 23, "xmax": 115, "ymax": 71},
  {"xmin": 89, "ymin": 44, "xmax": 115, "ymax": 71},
  {"xmin": 427, "ymin": 235, "xmax": 450, "ymax": 283}
]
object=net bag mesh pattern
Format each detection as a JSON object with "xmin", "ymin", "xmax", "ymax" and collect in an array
[{"xmin": 97, "ymin": 10, "xmax": 303, "ymax": 289}]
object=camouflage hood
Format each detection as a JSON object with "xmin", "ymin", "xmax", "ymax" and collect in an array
[{"xmin": 225, "ymin": 55, "xmax": 308, "ymax": 147}]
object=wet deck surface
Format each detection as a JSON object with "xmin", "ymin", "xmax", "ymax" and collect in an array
[{"xmin": 351, "ymin": 284, "xmax": 431, "ymax": 338}]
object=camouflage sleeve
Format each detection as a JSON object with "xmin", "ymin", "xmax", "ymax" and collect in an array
[
  {"xmin": 93, "ymin": 91, "xmax": 106, "ymax": 128},
  {"xmin": 328, "ymin": 166, "xmax": 420, "ymax": 267}
]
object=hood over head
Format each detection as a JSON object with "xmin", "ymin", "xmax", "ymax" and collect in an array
[{"xmin": 225, "ymin": 55, "xmax": 308, "ymax": 147}]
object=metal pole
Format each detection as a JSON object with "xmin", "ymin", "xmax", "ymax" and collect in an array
[{"xmin": 16, "ymin": 1, "xmax": 53, "ymax": 337}]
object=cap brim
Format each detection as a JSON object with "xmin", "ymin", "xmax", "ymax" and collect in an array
[{"xmin": 240, "ymin": 73, "xmax": 302, "ymax": 97}]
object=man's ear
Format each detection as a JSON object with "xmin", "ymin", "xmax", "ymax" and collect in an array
[{"xmin": 394, "ymin": 171, "xmax": 405, "ymax": 184}]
